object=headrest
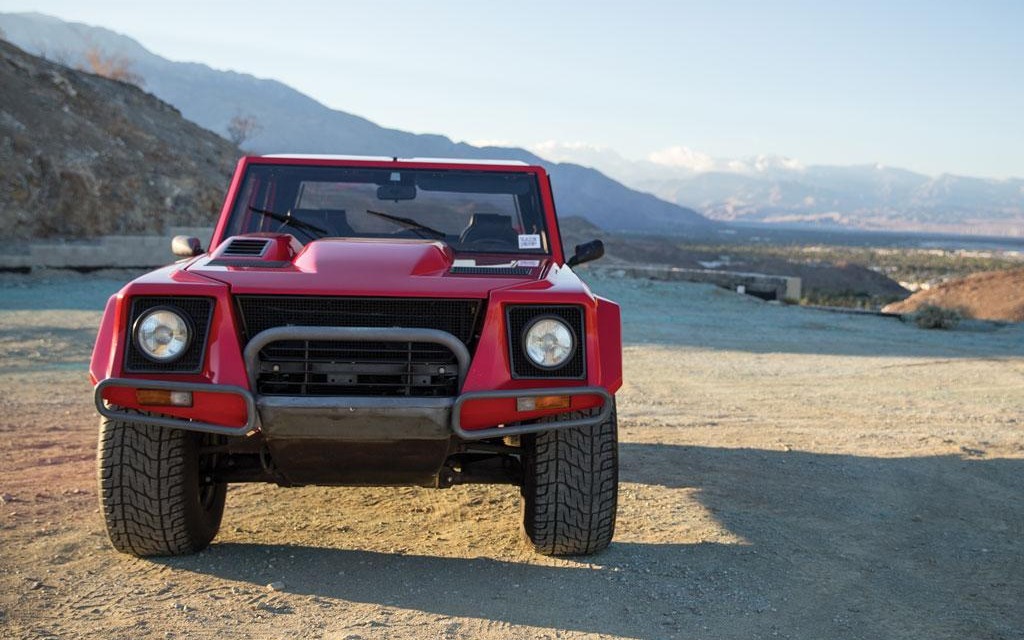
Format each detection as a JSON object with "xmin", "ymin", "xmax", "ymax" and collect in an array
[{"xmin": 468, "ymin": 213, "xmax": 512, "ymax": 228}]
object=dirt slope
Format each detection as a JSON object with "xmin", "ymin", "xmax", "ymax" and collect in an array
[
  {"xmin": 0, "ymin": 39, "xmax": 237, "ymax": 239},
  {"xmin": 883, "ymin": 267, "xmax": 1024, "ymax": 322}
]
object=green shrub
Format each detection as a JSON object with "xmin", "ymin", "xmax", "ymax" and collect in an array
[{"xmin": 911, "ymin": 304, "xmax": 962, "ymax": 330}]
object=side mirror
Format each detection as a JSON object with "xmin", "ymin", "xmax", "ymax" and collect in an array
[
  {"xmin": 566, "ymin": 239, "xmax": 604, "ymax": 268},
  {"xmin": 171, "ymin": 235, "xmax": 204, "ymax": 258}
]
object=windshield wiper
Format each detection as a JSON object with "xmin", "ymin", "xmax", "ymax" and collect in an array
[
  {"xmin": 365, "ymin": 209, "xmax": 446, "ymax": 240},
  {"xmin": 249, "ymin": 206, "xmax": 327, "ymax": 240}
]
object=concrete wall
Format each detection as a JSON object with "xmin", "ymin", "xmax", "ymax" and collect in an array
[
  {"xmin": 590, "ymin": 265, "xmax": 802, "ymax": 301},
  {"xmin": 0, "ymin": 228, "xmax": 215, "ymax": 271}
]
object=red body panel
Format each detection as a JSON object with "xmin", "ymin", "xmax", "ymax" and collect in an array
[
  {"xmin": 91, "ymin": 156, "xmax": 621, "ymax": 433},
  {"xmin": 190, "ymin": 238, "xmax": 547, "ymax": 298}
]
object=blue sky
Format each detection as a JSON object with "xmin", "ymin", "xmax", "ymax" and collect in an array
[{"xmin": 2, "ymin": 0, "xmax": 1022, "ymax": 178}]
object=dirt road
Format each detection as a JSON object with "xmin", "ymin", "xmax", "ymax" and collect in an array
[{"xmin": 1, "ymin": 271, "xmax": 1022, "ymax": 639}]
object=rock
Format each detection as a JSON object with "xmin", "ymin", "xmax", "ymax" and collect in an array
[
  {"xmin": 1, "ymin": 493, "xmax": 15, "ymax": 504},
  {"xmin": 267, "ymin": 581, "xmax": 285, "ymax": 592}
]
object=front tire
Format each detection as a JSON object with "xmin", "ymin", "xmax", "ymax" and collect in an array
[
  {"xmin": 521, "ymin": 400, "xmax": 618, "ymax": 556},
  {"xmin": 97, "ymin": 414, "xmax": 226, "ymax": 556}
]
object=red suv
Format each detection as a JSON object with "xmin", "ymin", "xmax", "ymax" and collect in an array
[{"xmin": 91, "ymin": 155, "xmax": 621, "ymax": 557}]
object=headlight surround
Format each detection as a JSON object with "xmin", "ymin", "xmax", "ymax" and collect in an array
[
  {"xmin": 522, "ymin": 316, "xmax": 576, "ymax": 369},
  {"xmin": 133, "ymin": 307, "xmax": 192, "ymax": 363}
]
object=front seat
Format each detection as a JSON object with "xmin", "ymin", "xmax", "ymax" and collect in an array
[{"xmin": 458, "ymin": 213, "xmax": 518, "ymax": 248}]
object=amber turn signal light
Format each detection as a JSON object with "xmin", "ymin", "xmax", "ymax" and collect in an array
[
  {"xmin": 516, "ymin": 395, "xmax": 571, "ymax": 412},
  {"xmin": 135, "ymin": 389, "xmax": 193, "ymax": 407}
]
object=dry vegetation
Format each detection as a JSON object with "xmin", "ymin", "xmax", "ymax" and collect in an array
[
  {"xmin": 226, "ymin": 113, "xmax": 262, "ymax": 148},
  {"xmin": 80, "ymin": 45, "xmax": 144, "ymax": 87},
  {"xmin": 908, "ymin": 304, "xmax": 963, "ymax": 329}
]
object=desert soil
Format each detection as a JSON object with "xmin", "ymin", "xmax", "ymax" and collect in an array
[{"xmin": 1, "ymin": 270, "xmax": 1022, "ymax": 640}]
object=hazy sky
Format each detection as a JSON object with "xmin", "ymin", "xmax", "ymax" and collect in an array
[{"xmin": 3, "ymin": 0, "xmax": 1022, "ymax": 178}]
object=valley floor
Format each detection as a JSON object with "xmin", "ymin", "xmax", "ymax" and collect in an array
[{"xmin": 1, "ymin": 271, "xmax": 1022, "ymax": 639}]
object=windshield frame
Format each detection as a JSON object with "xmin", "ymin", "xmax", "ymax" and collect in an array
[{"xmin": 214, "ymin": 158, "xmax": 561, "ymax": 259}]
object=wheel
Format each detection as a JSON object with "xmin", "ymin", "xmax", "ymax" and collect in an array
[
  {"xmin": 521, "ymin": 400, "xmax": 618, "ymax": 556},
  {"xmin": 97, "ymin": 413, "xmax": 227, "ymax": 556}
]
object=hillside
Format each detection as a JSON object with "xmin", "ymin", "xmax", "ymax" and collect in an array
[
  {"xmin": 882, "ymin": 268, "xmax": 1024, "ymax": 322},
  {"xmin": 0, "ymin": 12, "xmax": 712, "ymax": 233},
  {"xmin": 0, "ymin": 40, "xmax": 237, "ymax": 239}
]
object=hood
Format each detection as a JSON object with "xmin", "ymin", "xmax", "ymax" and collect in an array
[{"xmin": 186, "ymin": 234, "xmax": 550, "ymax": 297}]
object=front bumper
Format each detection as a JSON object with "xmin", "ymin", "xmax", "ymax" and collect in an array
[
  {"xmin": 95, "ymin": 380, "xmax": 612, "ymax": 440},
  {"xmin": 95, "ymin": 325, "xmax": 612, "ymax": 441}
]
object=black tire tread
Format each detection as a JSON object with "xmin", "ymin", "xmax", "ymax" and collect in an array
[
  {"xmin": 97, "ymin": 414, "xmax": 223, "ymax": 556},
  {"xmin": 523, "ymin": 401, "xmax": 618, "ymax": 556}
]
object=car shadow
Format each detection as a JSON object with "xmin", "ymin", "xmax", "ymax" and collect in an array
[
  {"xmin": 618, "ymin": 443, "xmax": 1024, "ymax": 639},
  {"xmin": 156, "ymin": 444, "xmax": 1024, "ymax": 639},
  {"xmin": 161, "ymin": 541, "xmax": 701, "ymax": 638}
]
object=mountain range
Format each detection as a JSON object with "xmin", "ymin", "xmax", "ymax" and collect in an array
[
  {"xmin": 532, "ymin": 144, "xmax": 1024, "ymax": 237},
  {"xmin": 0, "ymin": 12, "xmax": 711, "ymax": 234},
  {"xmin": 3, "ymin": 12, "xmax": 1021, "ymax": 238}
]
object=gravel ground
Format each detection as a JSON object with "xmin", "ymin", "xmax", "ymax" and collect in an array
[{"xmin": 0, "ymin": 269, "xmax": 1022, "ymax": 639}]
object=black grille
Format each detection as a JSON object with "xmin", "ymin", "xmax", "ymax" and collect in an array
[
  {"xmin": 222, "ymin": 238, "xmax": 270, "ymax": 256},
  {"xmin": 205, "ymin": 259, "xmax": 291, "ymax": 268},
  {"xmin": 255, "ymin": 340, "xmax": 459, "ymax": 396},
  {"xmin": 237, "ymin": 296, "xmax": 483, "ymax": 397},
  {"xmin": 506, "ymin": 305, "xmax": 585, "ymax": 379},
  {"xmin": 450, "ymin": 266, "xmax": 533, "ymax": 276},
  {"xmin": 124, "ymin": 297, "xmax": 214, "ymax": 373}
]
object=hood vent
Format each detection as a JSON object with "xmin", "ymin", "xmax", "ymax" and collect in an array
[
  {"xmin": 450, "ymin": 266, "xmax": 533, "ymax": 276},
  {"xmin": 222, "ymin": 238, "xmax": 270, "ymax": 257}
]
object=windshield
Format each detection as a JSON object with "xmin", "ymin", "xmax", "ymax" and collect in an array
[{"xmin": 224, "ymin": 164, "xmax": 551, "ymax": 254}]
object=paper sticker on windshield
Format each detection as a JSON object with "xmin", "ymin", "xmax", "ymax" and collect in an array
[
  {"xmin": 518, "ymin": 234, "xmax": 541, "ymax": 250},
  {"xmin": 516, "ymin": 260, "xmax": 540, "ymax": 267}
]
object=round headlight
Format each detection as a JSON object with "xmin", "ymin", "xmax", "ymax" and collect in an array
[
  {"xmin": 523, "ymin": 317, "xmax": 575, "ymax": 369},
  {"xmin": 134, "ymin": 308, "xmax": 191, "ymax": 362}
]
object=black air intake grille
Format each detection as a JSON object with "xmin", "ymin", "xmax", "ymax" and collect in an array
[
  {"xmin": 237, "ymin": 296, "xmax": 484, "ymax": 397},
  {"xmin": 450, "ymin": 266, "xmax": 533, "ymax": 276},
  {"xmin": 124, "ymin": 297, "xmax": 214, "ymax": 373},
  {"xmin": 206, "ymin": 259, "xmax": 290, "ymax": 268},
  {"xmin": 222, "ymin": 238, "xmax": 269, "ymax": 256},
  {"xmin": 255, "ymin": 340, "xmax": 460, "ymax": 397},
  {"xmin": 506, "ymin": 305, "xmax": 585, "ymax": 379}
]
